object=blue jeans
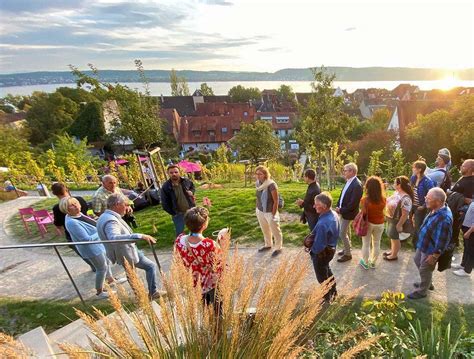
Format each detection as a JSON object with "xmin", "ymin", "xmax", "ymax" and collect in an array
[
  {"xmin": 134, "ymin": 251, "xmax": 158, "ymax": 295},
  {"xmin": 88, "ymin": 252, "xmax": 113, "ymax": 291},
  {"xmin": 172, "ymin": 213, "xmax": 185, "ymax": 236}
]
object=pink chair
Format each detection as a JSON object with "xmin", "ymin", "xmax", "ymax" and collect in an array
[
  {"xmin": 18, "ymin": 207, "xmax": 36, "ymax": 234},
  {"xmin": 33, "ymin": 209, "xmax": 61, "ymax": 238}
]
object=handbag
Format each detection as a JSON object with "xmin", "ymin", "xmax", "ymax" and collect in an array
[
  {"xmin": 353, "ymin": 199, "xmax": 369, "ymax": 236},
  {"xmin": 392, "ymin": 195, "xmax": 415, "ymax": 234},
  {"xmin": 303, "ymin": 232, "xmax": 316, "ymax": 249},
  {"xmin": 437, "ymin": 243, "xmax": 455, "ymax": 272}
]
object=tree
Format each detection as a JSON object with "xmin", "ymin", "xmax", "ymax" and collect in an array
[
  {"xmin": 371, "ymin": 108, "xmax": 391, "ymax": 130},
  {"xmin": 404, "ymin": 110, "xmax": 453, "ymax": 163},
  {"xmin": 295, "ymin": 67, "xmax": 357, "ymax": 187},
  {"xmin": 199, "ymin": 83, "xmax": 214, "ymax": 96},
  {"xmin": 230, "ymin": 120, "xmax": 281, "ymax": 162},
  {"xmin": 228, "ymin": 85, "xmax": 261, "ymax": 103},
  {"xmin": 26, "ymin": 91, "xmax": 79, "ymax": 146},
  {"xmin": 347, "ymin": 129, "xmax": 397, "ymax": 174},
  {"xmin": 451, "ymin": 94, "xmax": 474, "ymax": 155},
  {"xmin": 53, "ymin": 134, "xmax": 100, "ymax": 183},
  {"xmin": 0, "ymin": 124, "xmax": 30, "ymax": 167},
  {"xmin": 170, "ymin": 69, "xmax": 190, "ymax": 96},
  {"xmin": 71, "ymin": 62, "xmax": 166, "ymax": 149},
  {"xmin": 69, "ymin": 101, "xmax": 106, "ymax": 142},
  {"xmin": 367, "ymin": 150, "xmax": 384, "ymax": 176},
  {"xmin": 276, "ymin": 84, "xmax": 295, "ymax": 103}
]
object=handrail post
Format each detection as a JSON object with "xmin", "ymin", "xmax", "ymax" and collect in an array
[
  {"xmin": 53, "ymin": 245, "xmax": 87, "ymax": 308},
  {"xmin": 149, "ymin": 243, "xmax": 162, "ymax": 273}
]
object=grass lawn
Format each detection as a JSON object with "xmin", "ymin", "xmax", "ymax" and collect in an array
[
  {"xmin": 8, "ymin": 182, "xmax": 407, "ymax": 251},
  {"xmin": 0, "ymin": 297, "xmax": 115, "ymax": 336}
]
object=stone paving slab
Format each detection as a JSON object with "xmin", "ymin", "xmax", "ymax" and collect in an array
[{"xmin": 0, "ymin": 198, "xmax": 472, "ymax": 304}]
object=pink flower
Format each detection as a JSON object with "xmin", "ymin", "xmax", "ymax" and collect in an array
[{"xmin": 202, "ymin": 196, "xmax": 212, "ymax": 207}]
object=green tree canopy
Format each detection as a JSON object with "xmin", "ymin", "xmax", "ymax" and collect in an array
[
  {"xmin": 26, "ymin": 91, "xmax": 79, "ymax": 146},
  {"xmin": 69, "ymin": 101, "xmax": 106, "ymax": 142},
  {"xmin": 230, "ymin": 120, "xmax": 281, "ymax": 162},
  {"xmin": 199, "ymin": 83, "xmax": 215, "ymax": 96},
  {"xmin": 70, "ymin": 62, "xmax": 166, "ymax": 150},
  {"xmin": 296, "ymin": 67, "xmax": 357, "ymax": 153},
  {"xmin": 170, "ymin": 69, "xmax": 190, "ymax": 96},
  {"xmin": 276, "ymin": 84, "xmax": 295, "ymax": 103},
  {"xmin": 0, "ymin": 124, "xmax": 30, "ymax": 167},
  {"xmin": 228, "ymin": 85, "xmax": 261, "ymax": 103}
]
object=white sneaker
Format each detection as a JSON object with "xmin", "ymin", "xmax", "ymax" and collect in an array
[
  {"xmin": 96, "ymin": 291, "xmax": 110, "ymax": 299},
  {"xmin": 453, "ymin": 269, "xmax": 471, "ymax": 277},
  {"xmin": 451, "ymin": 263, "xmax": 464, "ymax": 270}
]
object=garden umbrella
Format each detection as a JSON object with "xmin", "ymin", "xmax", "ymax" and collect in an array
[{"xmin": 178, "ymin": 160, "xmax": 201, "ymax": 173}]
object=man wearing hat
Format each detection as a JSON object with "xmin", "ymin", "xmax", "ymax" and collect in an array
[{"xmin": 426, "ymin": 148, "xmax": 451, "ymax": 189}]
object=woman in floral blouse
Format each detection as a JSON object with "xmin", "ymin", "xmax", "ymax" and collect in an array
[{"xmin": 175, "ymin": 206, "xmax": 226, "ymax": 305}]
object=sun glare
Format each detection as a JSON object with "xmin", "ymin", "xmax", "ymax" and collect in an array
[{"xmin": 437, "ymin": 75, "xmax": 457, "ymax": 91}]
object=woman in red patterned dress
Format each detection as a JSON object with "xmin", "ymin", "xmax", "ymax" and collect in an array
[{"xmin": 174, "ymin": 206, "xmax": 225, "ymax": 305}]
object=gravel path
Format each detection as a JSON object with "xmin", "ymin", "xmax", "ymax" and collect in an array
[{"xmin": 0, "ymin": 197, "xmax": 472, "ymax": 304}]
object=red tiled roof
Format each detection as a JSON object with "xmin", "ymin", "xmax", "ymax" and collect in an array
[
  {"xmin": 0, "ymin": 111, "xmax": 27, "ymax": 125},
  {"xmin": 178, "ymin": 115, "xmax": 253, "ymax": 144}
]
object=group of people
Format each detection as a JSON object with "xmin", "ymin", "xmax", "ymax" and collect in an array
[
  {"xmin": 50, "ymin": 148, "xmax": 472, "ymax": 306},
  {"xmin": 52, "ymin": 176, "xmax": 160, "ymax": 299},
  {"xmin": 252, "ymin": 149, "xmax": 473, "ymax": 301}
]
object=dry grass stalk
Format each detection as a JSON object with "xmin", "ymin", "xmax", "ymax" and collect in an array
[
  {"xmin": 63, "ymin": 243, "xmax": 365, "ymax": 358},
  {"xmin": 340, "ymin": 335, "xmax": 381, "ymax": 359},
  {"xmin": 0, "ymin": 333, "xmax": 30, "ymax": 359}
]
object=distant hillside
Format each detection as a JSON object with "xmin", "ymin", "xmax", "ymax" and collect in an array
[{"xmin": 0, "ymin": 67, "xmax": 473, "ymax": 87}]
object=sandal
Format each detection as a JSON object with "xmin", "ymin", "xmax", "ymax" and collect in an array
[
  {"xmin": 383, "ymin": 251, "xmax": 392, "ymax": 257},
  {"xmin": 383, "ymin": 256, "xmax": 398, "ymax": 261}
]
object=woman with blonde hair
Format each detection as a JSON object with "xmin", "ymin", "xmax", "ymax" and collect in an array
[
  {"xmin": 61, "ymin": 197, "xmax": 125, "ymax": 298},
  {"xmin": 255, "ymin": 165, "xmax": 283, "ymax": 257}
]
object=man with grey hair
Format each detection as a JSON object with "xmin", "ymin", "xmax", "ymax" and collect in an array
[
  {"xmin": 92, "ymin": 175, "xmax": 125, "ymax": 216},
  {"xmin": 97, "ymin": 193, "xmax": 161, "ymax": 299},
  {"xmin": 309, "ymin": 192, "xmax": 339, "ymax": 302},
  {"xmin": 335, "ymin": 163, "xmax": 363, "ymax": 262},
  {"xmin": 408, "ymin": 187, "xmax": 453, "ymax": 299},
  {"xmin": 426, "ymin": 148, "xmax": 452, "ymax": 190}
]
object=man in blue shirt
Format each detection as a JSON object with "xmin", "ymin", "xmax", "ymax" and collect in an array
[
  {"xmin": 309, "ymin": 192, "xmax": 340, "ymax": 302},
  {"xmin": 409, "ymin": 188, "xmax": 453, "ymax": 299}
]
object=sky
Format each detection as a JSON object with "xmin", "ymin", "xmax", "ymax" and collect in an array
[{"xmin": 0, "ymin": 0, "xmax": 473, "ymax": 73}]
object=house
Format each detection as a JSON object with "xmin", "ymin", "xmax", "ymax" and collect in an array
[
  {"xmin": 256, "ymin": 112, "xmax": 297, "ymax": 139},
  {"xmin": 391, "ymin": 84, "xmax": 419, "ymax": 101},
  {"xmin": 0, "ymin": 111, "xmax": 27, "ymax": 128},
  {"xmin": 178, "ymin": 115, "xmax": 253, "ymax": 151}
]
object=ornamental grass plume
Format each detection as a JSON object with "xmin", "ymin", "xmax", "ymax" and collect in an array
[
  {"xmin": 0, "ymin": 333, "xmax": 30, "ymax": 359},
  {"xmin": 58, "ymin": 243, "xmax": 376, "ymax": 358}
]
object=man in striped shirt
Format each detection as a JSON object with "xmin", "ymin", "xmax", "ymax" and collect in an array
[{"xmin": 408, "ymin": 188, "xmax": 453, "ymax": 299}]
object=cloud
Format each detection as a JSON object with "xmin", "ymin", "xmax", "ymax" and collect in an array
[
  {"xmin": 200, "ymin": 0, "xmax": 234, "ymax": 5},
  {"xmin": 344, "ymin": 26, "xmax": 357, "ymax": 32},
  {"xmin": 0, "ymin": 0, "xmax": 84, "ymax": 13},
  {"xmin": 259, "ymin": 47, "xmax": 285, "ymax": 52}
]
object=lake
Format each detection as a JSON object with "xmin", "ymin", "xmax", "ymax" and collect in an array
[{"xmin": 2, "ymin": 79, "xmax": 474, "ymax": 97}]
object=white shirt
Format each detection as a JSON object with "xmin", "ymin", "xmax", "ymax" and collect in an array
[{"xmin": 339, "ymin": 176, "xmax": 356, "ymax": 206}]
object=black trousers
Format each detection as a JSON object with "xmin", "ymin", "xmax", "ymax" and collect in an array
[
  {"xmin": 310, "ymin": 251, "xmax": 337, "ymax": 302},
  {"xmin": 461, "ymin": 226, "xmax": 474, "ymax": 274}
]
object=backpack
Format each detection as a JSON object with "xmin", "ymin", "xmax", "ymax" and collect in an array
[{"xmin": 437, "ymin": 169, "xmax": 452, "ymax": 193}]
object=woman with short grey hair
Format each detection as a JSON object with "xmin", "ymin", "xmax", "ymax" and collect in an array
[{"xmin": 61, "ymin": 197, "xmax": 125, "ymax": 299}]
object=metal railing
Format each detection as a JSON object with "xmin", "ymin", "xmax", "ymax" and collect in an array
[{"xmin": 0, "ymin": 239, "xmax": 163, "ymax": 308}]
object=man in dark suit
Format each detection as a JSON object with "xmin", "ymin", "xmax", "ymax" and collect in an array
[
  {"xmin": 335, "ymin": 163, "xmax": 363, "ymax": 262},
  {"xmin": 295, "ymin": 169, "xmax": 321, "ymax": 231}
]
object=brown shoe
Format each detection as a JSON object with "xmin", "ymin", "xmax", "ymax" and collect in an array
[{"xmin": 337, "ymin": 255, "xmax": 352, "ymax": 262}]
